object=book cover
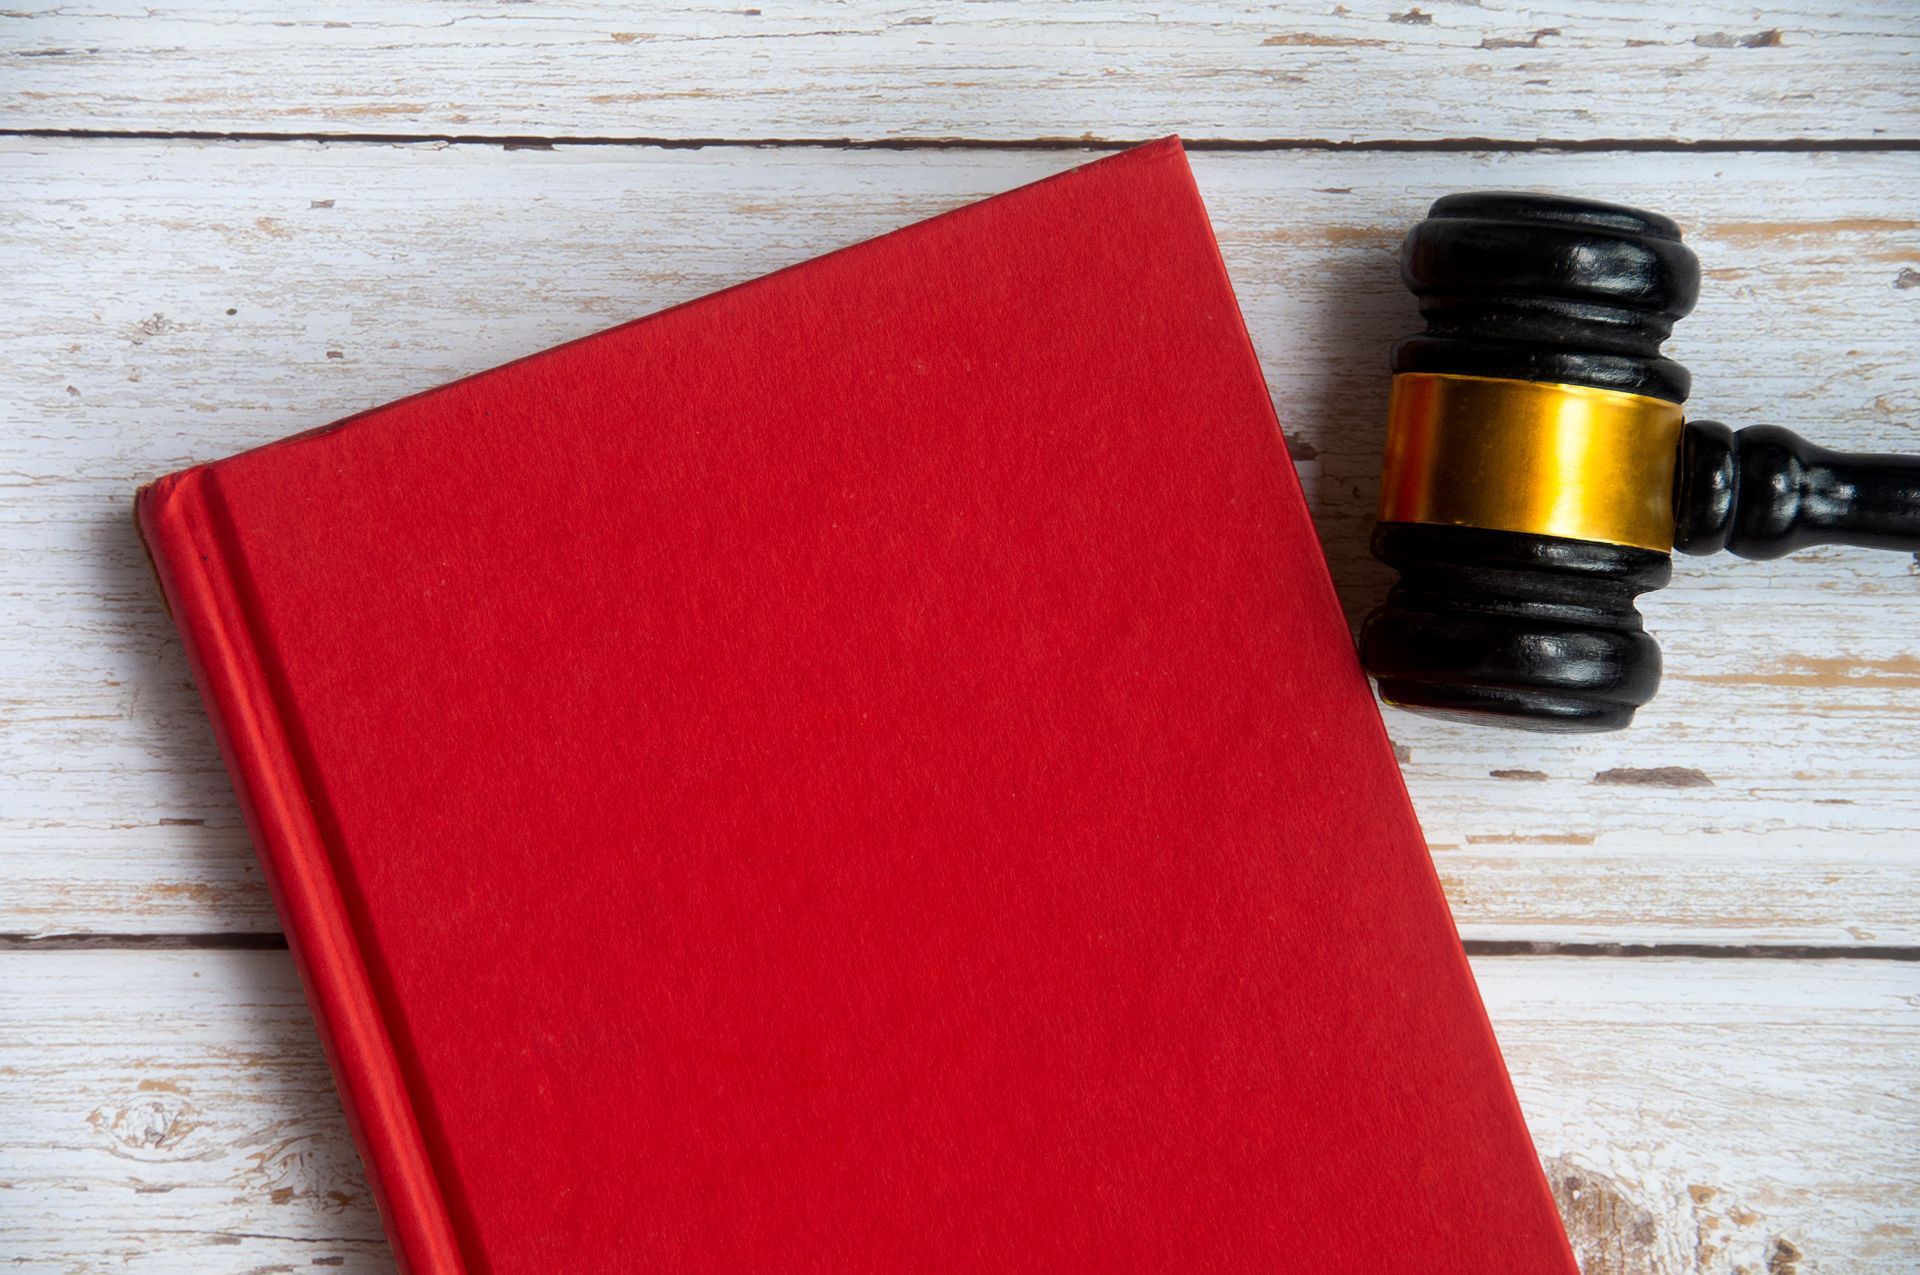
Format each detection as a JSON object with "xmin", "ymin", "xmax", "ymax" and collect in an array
[{"xmin": 137, "ymin": 138, "xmax": 1576, "ymax": 1273}]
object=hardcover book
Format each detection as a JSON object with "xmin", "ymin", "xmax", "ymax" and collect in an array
[{"xmin": 138, "ymin": 139, "xmax": 1576, "ymax": 1273}]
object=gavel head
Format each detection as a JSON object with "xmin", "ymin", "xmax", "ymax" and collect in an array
[{"xmin": 1359, "ymin": 193, "xmax": 1703, "ymax": 732}]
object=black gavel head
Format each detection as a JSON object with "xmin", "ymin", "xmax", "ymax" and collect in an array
[{"xmin": 1359, "ymin": 193, "xmax": 1702, "ymax": 732}]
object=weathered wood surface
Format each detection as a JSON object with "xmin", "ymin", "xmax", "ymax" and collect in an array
[
  {"xmin": 5, "ymin": 6, "xmax": 1918, "ymax": 1264},
  {"xmin": 5, "ymin": 1, "xmax": 1919, "ymax": 144},
  {"xmin": 4, "ymin": 139, "xmax": 1917, "ymax": 943},
  {"xmin": 5, "ymin": 950, "xmax": 1914, "ymax": 1273}
]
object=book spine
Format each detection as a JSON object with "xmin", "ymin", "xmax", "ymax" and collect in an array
[{"xmin": 136, "ymin": 470, "xmax": 469, "ymax": 1275}]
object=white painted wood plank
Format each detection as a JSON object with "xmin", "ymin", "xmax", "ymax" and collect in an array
[
  {"xmin": 0, "ymin": 951, "xmax": 390, "ymax": 1272},
  {"xmin": 4, "ymin": 1, "xmax": 1918, "ymax": 143},
  {"xmin": 3, "ymin": 950, "xmax": 1913, "ymax": 1272},
  {"xmin": 1479, "ymin": 957, "xmax": 1920, "ymax": 1273},
  {"xmin": 3, "ymin": 140, "xmax": 1918, "ymax": 942}
]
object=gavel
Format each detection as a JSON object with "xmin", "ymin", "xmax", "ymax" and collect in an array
[{"xmin": 1360, "ymin": 193, "xmax": 1920, "ymax": 732}]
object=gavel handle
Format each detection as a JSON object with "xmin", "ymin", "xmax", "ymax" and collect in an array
[{"xmin": 1674, "ymin": 421, "xmax": 1920, "ymax": 560}]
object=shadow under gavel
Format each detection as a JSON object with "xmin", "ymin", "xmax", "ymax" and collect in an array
[{"xmin": 1360, "ymin": 193, "xmax": 1920, "ymax": 732}]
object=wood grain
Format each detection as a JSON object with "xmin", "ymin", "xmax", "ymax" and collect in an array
[
  {"xmin": 6, "ymin": 3, "xmax": 1918, "ymax": 1266},
  {"xmin": 4, "ymin": 1, "xmax": 1919, "ymax": 144},
  {"xmin": 3, "ymin": 139, "xmax": 1917, "ymax": 944},
  {"xmin": 5, "ymin": 950, "xmax": 1913, "ymax": 1272}
]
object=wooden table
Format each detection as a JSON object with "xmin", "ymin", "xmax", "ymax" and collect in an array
[{"xmin": 4, "ymin": 5, "xmax": 1917, "ymax": 1271}]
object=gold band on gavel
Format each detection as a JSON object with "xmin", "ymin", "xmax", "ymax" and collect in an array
[{"xmin": 1377, "ymin": 372, "xmax": 1686, "ymax": 553}]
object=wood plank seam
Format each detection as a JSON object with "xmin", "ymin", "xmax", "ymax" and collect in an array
[
  {"xmin": 7, "ymin": 933, "xmax": 1920, "ymax": 960},
  {"xmin": 6, "ymin": 127, "xmax": 1920, "ymax": 152}
]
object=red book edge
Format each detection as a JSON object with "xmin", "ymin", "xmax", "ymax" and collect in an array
[{"xmin": 137, "ymin": 470, "xmax": 468, "ymax": 1275}]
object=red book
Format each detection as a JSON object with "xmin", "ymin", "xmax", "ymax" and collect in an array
[{"xmin": 138, "ymin": 139, "xmax": 1574, "ymax": 1274}]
